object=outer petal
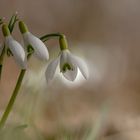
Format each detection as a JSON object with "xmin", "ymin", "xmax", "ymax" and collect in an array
[
  {"xmin": 23, "ymin": 32, "xmax": 49, "ymax": 61},
  {"xmin": 5, "ymin": 36, "xmax": 27, "ymax": 69},
  {"xmin": 69, "ymin": 53, "xmax": 89, "ymax": 79},
  {"xmin": 45, "ymin": 56, "xmax": 60, "ymax": 84}
]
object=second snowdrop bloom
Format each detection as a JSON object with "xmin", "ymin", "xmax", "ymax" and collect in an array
[
  {"xmin": 45, "ymin": 35, "xmax": 88, "ymax": 84},
  {"xmin": 2, "ymin": 24, "xmax": 26, "ymax": 69},
  {"xmin": 19, "ymin": 21, "xmax": 49, "ymax": 61}
]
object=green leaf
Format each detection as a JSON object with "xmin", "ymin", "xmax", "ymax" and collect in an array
[{"xmin": 8, "ymin": 14, "xmax": 18, "ymax": 33}]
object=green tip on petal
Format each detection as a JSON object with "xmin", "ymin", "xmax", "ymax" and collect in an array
[
  {"xmin": 18, "ymin": 21, "xmax": 28, "ymax": 34},
  {"xmin": 2, "ymin": 24, "xmax": 10, "ymax": 37},
  {"xmin": 62, "ymin": 63, "xmax": 73, "ymax": 72}
]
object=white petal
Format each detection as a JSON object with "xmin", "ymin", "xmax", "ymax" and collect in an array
[
  {"xmin": 63, "ymin": 66, "xmax": 78, "ymax": 81},
  {"xmin": 45, "ymin": 56, "xmax": 60, "ymax": 84},
  {"xmin": 5, "ymin": 36, "xmax": 27, "ymax": 69},
  {"xmin": 23, "ymin": 32, "xmax": 49, "ymax": 61},
  {"xmin": 69, "ymin": 53, "xmax": 89, "ymax": 79}
]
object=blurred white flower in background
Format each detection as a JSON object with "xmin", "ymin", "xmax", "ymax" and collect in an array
[{"xmin": 23, "ymin": 66, "xmax": 46, "ymax": 93}]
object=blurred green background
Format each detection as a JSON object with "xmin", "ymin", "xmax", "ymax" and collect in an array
[{"xmin": 0, "ymin": 0, "xmax": 140, "ymax": 139}]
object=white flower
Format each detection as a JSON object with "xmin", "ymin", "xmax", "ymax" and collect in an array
[
  {"xmin": 45, "ymin": 49, "xmax": 88, "ymax": 84},
  {"xmin": 5, "ymin": 35, "xmax": 27, "ymax": 69},
  {"xmin": 22, "ymin": 32, "xmax": 49, "ymax": 61}
]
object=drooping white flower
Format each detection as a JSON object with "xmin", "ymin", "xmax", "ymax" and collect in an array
[
  {"xmin": 2, "ymin": 24, "xmax": 26, "ymax": 69},
  {"xmin": 45, "ymin": 49, "xmax": 88, "ymax": 84},
  {"xmin": 22, "ymin": 32, "xmax": 49, "ymax": 60},
  {"xmin": 19, "ymin": 21, "xmax": 49, "ymax": 61},
  {"xmin": 5, "ymin": 35, "xmax": 27, "ymax": 69}
]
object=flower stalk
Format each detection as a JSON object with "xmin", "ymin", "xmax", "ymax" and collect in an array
[{"xmin": 0, "ymin": 69, "xmax": 26, "ymax": 129}]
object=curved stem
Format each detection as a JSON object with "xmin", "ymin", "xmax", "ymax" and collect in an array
[{"xmin": 40, "ymin": 33, "xmax": 63, "ymax": 42}]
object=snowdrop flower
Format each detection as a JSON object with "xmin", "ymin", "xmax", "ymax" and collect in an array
[
  {"xmin": 19, "ymin": 21, "xmax": 49, "ymax": 61},
  {"xmin": 45, "ymin": 35, "xmax": 88, "ymax": 84},
  {"xmin": 2, "ymin": 24, "xmax": 26, "ymax": 69}
]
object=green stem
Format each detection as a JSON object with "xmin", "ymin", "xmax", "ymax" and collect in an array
[
  {"xmin": 0, "ymin": 69, "xmax": 26, "ymax": 129},
  {"xmin": 40, "ymin": 33, "xmax": 68, "ymax": 50},
  {"xmin": 0, "ymin": 54, "xmax": 31, "ymax": 129},
  {"xmin": 40, "ymin": 33, "xmax": 62, "ymax": 42}
]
